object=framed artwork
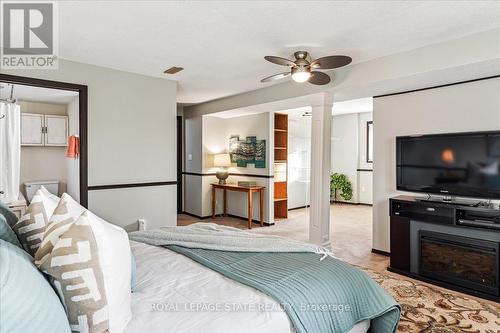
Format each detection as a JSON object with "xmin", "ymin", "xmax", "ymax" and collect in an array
[{"xmin": 229, "ymin": 135, "xmax": 266, "ymax": 168}]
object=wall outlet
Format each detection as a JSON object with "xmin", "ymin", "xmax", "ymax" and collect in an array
[{"xmin": 137, "ymin": 219, "xmax": 147, "ymax": 231}]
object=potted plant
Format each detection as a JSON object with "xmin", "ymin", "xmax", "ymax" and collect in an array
[{"xmin": 330, "ymin": 173, "xmax": 353, "ymax": 202}]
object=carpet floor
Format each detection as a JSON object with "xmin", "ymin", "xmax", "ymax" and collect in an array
[{"xmin": 364, "ymin": 268, "xmax": 500, "ymax": 333}]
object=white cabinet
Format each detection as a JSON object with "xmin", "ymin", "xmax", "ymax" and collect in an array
[
  {"xmin": 45, "ymin": 115, "xmax": 68, "ymax": 146},
  {"xmin": 21, "ymin": 113, "xmax": 44, "ymax": 146},
  {"xmin": 21, "ymin": 113, "xmax": 68, "ymax": 147}
]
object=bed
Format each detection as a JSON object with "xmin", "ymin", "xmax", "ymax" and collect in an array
[
  {"xmin": 1, "ymin": 195, "xmax": 399, "ymax": 333},
  {"xmin": 126, "ymin": 240, "xmax": 372, "ymax": 333}
]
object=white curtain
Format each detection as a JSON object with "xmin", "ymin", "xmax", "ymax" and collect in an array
[{"xmin": 0, "ymin": 102, "xmax": 21, "ymax": 203}]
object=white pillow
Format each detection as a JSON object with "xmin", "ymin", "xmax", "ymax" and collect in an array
[
  {"xmin": 34, "ymin": 193, "xmax": 86, "ymax": 266},
  {"xmin": 38, "ymin": 186, "xmax": 60, "ymax": 217},
  {"xmin": 85, "ymin": 210, "xmax": 132, "ymax": 332}
]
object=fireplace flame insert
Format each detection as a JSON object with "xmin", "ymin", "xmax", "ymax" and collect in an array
[{"xmin": 419, "ymin": 231, "xmax": 499, "ymax": 297}]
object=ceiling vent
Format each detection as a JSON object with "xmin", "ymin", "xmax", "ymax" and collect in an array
[{"xmin": 163, "ymin": 66, "xmax": 184, "ymax": 74}]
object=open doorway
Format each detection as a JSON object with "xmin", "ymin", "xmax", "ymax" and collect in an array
[
  {"xmin": 255, "ymin": 98, "xmax": 376, "ymax": 266},
  {"xmin": 0, "ymin": 74, "xmax": 87, "ymax": 218}
]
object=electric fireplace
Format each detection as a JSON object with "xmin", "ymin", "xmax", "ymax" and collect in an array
[{"xmin": 419, "ymin": 231, "xmax": 499, "ymax": 297}]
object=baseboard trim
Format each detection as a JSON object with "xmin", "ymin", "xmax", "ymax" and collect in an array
[
  {"xmin": 288, "ymin": 205, "xmax": 310, "ymax": 211},
  {"xmin": 289, "ymin": 203, "xmax": 373, "ymax": 209},
  {"xmin": 371, "ymin": 249, "xmax": 390, "ymax": 257},
  {"xmin": 226, "ymin": 213, "xmax": 273, "ymax": 226},
  {"xmin": 180, "ymin": 211, "xmax": 273, "ymax": 226},
  {"xmin": 330, "ymin": 201, "xmax": 373, "ymax": 207},
  {"xmin": 180, "ymin": 211, "xmax": 210, "ymax": 220}
]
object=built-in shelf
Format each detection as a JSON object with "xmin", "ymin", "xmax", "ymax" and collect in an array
[{"xmin": 274, "ymin": 112, "xmax": 288, "ymax": 220}]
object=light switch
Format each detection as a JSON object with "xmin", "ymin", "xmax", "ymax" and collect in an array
[{"xmin": 188, "ymin": 154, "xmax": 193, "ymax": 161}]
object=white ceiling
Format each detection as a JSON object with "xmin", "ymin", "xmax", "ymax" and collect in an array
[
  {"xmin": 57, "ymin": 1, "xmax": 500, "ymax": 103},
  {"xmin": 0, "ymin": 83, "xmax": 79, "ymax": 104}
]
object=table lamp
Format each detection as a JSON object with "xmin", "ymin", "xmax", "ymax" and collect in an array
[{"xmin": 214, "ymin": 153, "xmax": 231, "ymax": 184}]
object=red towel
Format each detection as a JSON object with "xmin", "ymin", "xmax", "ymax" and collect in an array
[{"xmin": 66, "ymin": 135, "xmax": 80, "ymax": 159}]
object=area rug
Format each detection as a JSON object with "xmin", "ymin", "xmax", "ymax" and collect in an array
[{"xmin": 363, "ymin": 268, "xmax": 500, "ymax": 333}]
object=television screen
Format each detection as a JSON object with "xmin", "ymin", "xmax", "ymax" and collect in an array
[{"xmin": 396, "ymin": 131, "xmax": 500, "ymax": 199}]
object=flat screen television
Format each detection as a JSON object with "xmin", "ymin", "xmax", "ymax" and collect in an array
[{"xmin": 396, "ymin": 131, "xmax": 500, "ymax": 199}]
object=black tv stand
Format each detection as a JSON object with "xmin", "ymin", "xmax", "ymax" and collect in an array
[
  {"xmin": 389, "ymin": 195, "xmax": 500, "ymax": 302},
  {"xmin": 414, "ymin": 195, "xmax": 493, "ymax": 208}
]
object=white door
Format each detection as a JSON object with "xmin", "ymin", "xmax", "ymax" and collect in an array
[
  {"xmin": 21, "ymin": 113, "xmax": 44, "ymax": 146},
  {"xmin": 45, "ymin": 115, "xmax": 68, "ymax": 146}
]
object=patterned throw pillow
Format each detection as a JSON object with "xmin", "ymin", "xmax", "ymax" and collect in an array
[
  {"xmin": 40, "ymin": 213, "xmax": 109, "ymax": 333},
  {"xmin": 12, "ymin": 188, "xmax": 59, "ymax": 256},
  {"xmin": 34, "ymin": 193, "xmax": 85, "ymax": 266}
]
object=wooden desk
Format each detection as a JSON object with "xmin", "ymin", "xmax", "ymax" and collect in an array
[{"xmin": 211, "ymin": 183, "xmax": 265, "ymax": 229}]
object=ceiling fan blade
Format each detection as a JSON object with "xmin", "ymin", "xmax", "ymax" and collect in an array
[
  {"xmin": 311, "ymin": 55, "xmax": 352, "ymax": 69},
  {"xmin": 261, "ymin": 72, "xmax": 291, "ymax": 83},
  {"xmin": 264, "ymin": 56, "xmax": 295, "ymax": 67},
  {"xmin": 308, "ymin": 71, "xmax": 331, "ymax": 85}
]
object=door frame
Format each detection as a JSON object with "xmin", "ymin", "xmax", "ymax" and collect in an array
[
  {"xmin": 0, "ymin": 73, "xmax": 89, "ymax": 207},
  {"xmin": 177, "ymin": 115, "xmax": 183, "ymax": 213}
]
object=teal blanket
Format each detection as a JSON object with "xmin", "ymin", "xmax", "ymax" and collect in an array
[
  {"xmin": 130, "ymin": 224, "xmax": 400, "ymax": 333},
  {"xmin": 166, "ymin": 245, "xmax": 400, "ymax": 333}
]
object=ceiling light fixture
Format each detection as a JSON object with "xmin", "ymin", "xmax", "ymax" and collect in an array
[
  {"xmin": 291, "ymin": 66, "xmax": 311, "ymax": 83},
  {"xmin": 261, "ymin": 51, "xmax": 352, "ymax": 85}
]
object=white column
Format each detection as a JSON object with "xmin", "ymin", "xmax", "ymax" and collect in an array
[{"xmin": 309, "ymin": 93, "xmax": 333, "ymax": 248}]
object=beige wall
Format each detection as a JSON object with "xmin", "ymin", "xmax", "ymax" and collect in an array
[
  {"xmin": 183, "ymin": 112, "xmax": 275, "ymax": 223},
  {"xmin": 373, "ymin": 77, "xmax": 500, "ymax": 252},
  {"xmin": 4, "ymin": 60, "xmax": 178, "ymax": 229},
  {"xmin": 278, "ymin": 110, "xmax": 373, "ymax": 209},
  {"xmin": 331, "ymin": 113, "xmax": 359, "ymax": 203},
  {"xmin": 201, "ymin": 113, "xmax": 274, "ymax": 222},
  {"xmin": 19, "ymin": 100, "xmax": 68, "ymax": 196}
]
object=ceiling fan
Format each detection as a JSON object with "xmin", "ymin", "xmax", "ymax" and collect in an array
[{"xmin": 261, "ymin": 51, "xmax": 352, "ymax": 85}]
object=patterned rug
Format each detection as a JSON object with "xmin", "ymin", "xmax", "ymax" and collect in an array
[{"xmin": 363, "ymin": 269, "xmax": 500, "ymax": 333}]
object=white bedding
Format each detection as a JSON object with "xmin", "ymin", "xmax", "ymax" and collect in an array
[{"xmin": 126, "ymin": 241, "xmax": 370, "ymax": 333}]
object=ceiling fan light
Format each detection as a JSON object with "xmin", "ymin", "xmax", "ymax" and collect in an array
[
  {"xmin": 291, "ymin": 67, "xmax": 311, "ymax": 83},
  {"xmin": 291, "ymin": 72, "xmax": 311, "ymax": 83}
]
